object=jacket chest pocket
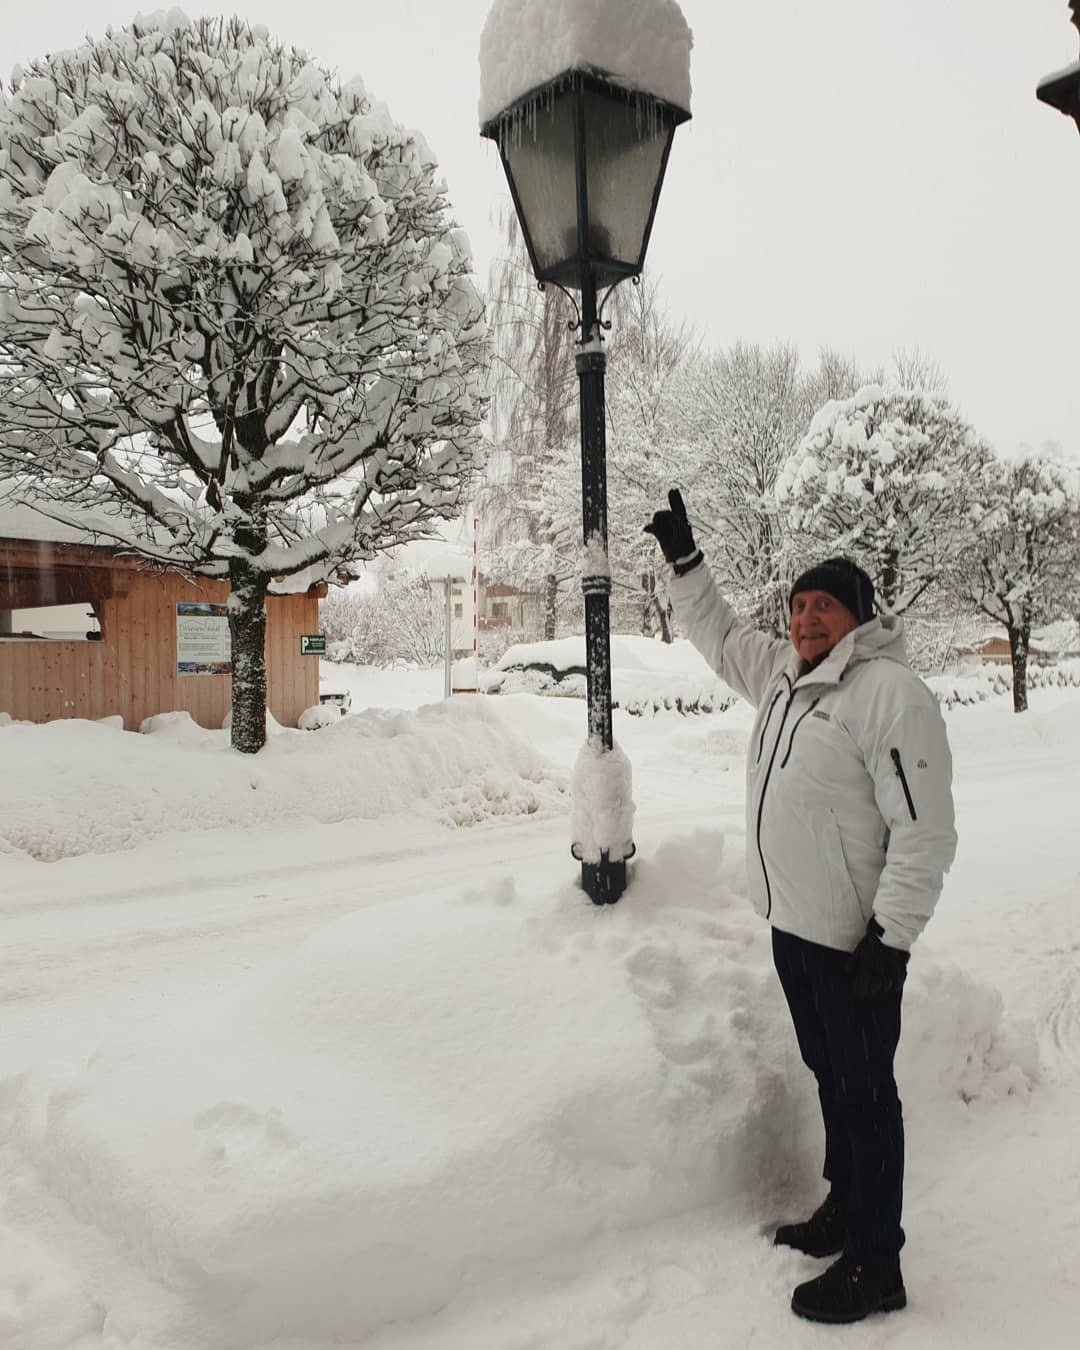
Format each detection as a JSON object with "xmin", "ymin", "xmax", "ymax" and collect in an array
[{"xmin": 778, "ymin": 708, "xmax": 865, "ymax": 785}]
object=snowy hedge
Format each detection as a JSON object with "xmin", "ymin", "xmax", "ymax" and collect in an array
[{"xmin": 928, "ymin": 660, "xmax": 1080, "ymax": 708}]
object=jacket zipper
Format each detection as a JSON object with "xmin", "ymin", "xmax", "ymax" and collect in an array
[
  {"xmin": 757, "ymin": 687, "xmax": 785, "ymax": 764},
  {"xmin": 780, "ymin": 697, "xmax": 821, "ymax": 769},
  {"xmin": 755, "ymin": 678, "xmax": 793, "ymax": 919},
  {"xmin": 890, "ymin": 748, "xmax": 918, "ymax": 821}
]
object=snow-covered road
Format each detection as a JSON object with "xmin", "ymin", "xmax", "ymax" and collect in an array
[{"xmin": 3, "ymin": 679, "xmax": 1080, "ymax": 1349}]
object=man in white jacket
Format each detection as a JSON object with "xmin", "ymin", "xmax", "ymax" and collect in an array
[{"xmin": 645, "ymin": 490, "xmax": 957, "ymax": 1326}]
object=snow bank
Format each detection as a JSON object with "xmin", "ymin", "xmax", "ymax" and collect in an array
[
  {"xmin": 479, "ymin": 0, "xmax": 693, "ymax": 123},
  {"xmin": 0, "ymin": 702, "xmax": 566, "ymax": 861},
  {"xmin": 8, "ymin": 832, "xmax": 1034, "ymax": 1347},
  {"xmin": 8, "ymin": 833, "xmax": 807, "ymax": 1345}
]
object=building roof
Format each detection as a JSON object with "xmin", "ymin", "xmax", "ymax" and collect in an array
[
  {"xmin": 0, "ymin": 497, "xmax": 322, "ymax": 596},
  {"xmin": 0, "ymin": 498, "xmax": 99, "ymax": 546},
  {"xmin": 377, "ymin": 517, "xmax": 477, "ymax": 584}
]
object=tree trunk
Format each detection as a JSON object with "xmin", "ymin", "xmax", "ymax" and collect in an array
[
  {"xmin": 1007, "ymin": 622, "xmax": 1030, "ymax": 714},
  {"xmin": 543, "ymin": 572, "xmax": 558, "ymax": 641},
  {"xmin": 640, "ymin": 573, "xmax": 673, "ymax": 643},
  {"xmin": 228, "ymin": 554, "xmax": 270, "ymax": 752}
]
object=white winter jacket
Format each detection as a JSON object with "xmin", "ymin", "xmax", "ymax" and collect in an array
[{"xmin": 669, "ymin": 564, "xmax": 957, "ymax": 953}]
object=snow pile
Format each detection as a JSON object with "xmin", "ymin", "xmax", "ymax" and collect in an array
[
  {"xmin": 7, "ymin": 830, "xmax": 1033, "ymax": 1348},
  {"xmin": 0, "ymin": 702, "xmax": 566, "ymax": 861},
  {"xmin": 297, "ymin": 703, "xmax": 343, "ymax": 730},
  {"xmin": 479, "ymin": 0, "xmax": 693, "ymax": 122},
  {"xmin": 483, "ymin": 634, "xmax": 736, "ymax": 716},
  {"xmin": 218, "ymin": 707, "xmax": 285, "ymax": 734},
  {"xmin": 899, "ymin": 963, "xmax": 1038, "ymax": 1105}
]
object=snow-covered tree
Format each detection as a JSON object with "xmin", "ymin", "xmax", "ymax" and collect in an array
[
  {"xmin": 777, "ymin": 386, "xmax": 988, "ymax": 615},
  {"xmin": 900, "ymin": 583, "xmax": 988, "ymax": 676},
  {"xmin": 680, "ymin": 341, "xmax": 807, "ymax": 635},
  {"xmin": 958, "ymin": 454, "xmax": 1080, "ymax": 712},
  {"xmin": 799, "ymin": 345, "xmax": 868, "ymax": 418},
  {"xmin": 603, "ymin": 275, "xmax": 700, "ymax": 640},
  {"xmin": 890, "ymin": 345, "xmax": 948, "ymax": 397},
  {"xmin": 321, "ymin": 574, "xmax": 445, "ymax": 668},
  {"xmin": 479, "ymin": 210, "xmax": 577, "ymax": 642},
  {"xmin": 0, "ymin": 13, "xmax": 487, "ymax": 750}
]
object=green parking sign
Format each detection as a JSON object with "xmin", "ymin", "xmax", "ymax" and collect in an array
[{"xmin": 300, "ymin": 634, "xmax": 326, "ymax": 656}]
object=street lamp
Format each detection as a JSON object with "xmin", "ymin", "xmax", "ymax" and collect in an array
[
  {"xmin": 1037, "ymin": 1, "xmax": 1080, "ymax": 131},
  {"xmin": 480, "ymin": 5, "xmax": 690, "ymax": 904}
]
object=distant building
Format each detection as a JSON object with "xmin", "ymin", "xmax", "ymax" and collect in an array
[
  {"xmin": 477, "ymin": 578, "xmax": 539, "ymax": 635},
  {"xmin": 955, "ymin": 635, "xmax": 1050, "ymax": 666}
]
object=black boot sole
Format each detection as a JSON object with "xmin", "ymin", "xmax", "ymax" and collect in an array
[{"xmin": 791, "ymin": 1288, "xmax": 907, "ymax": 1324}]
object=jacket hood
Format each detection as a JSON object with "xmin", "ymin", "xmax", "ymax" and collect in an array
[{"xmin": 790, "ymin": 612, "xmax": 909, "ymax": 684}]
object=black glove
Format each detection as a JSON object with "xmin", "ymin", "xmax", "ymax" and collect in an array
[
  {"xmin": 847, "ymin": 918, "xmax": 909, "ymax": 998},
  {"xmin": 644, "ymin": 488, "xmax": 703, "ymax": 575}
]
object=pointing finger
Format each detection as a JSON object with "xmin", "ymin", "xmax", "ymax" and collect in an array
[{"xmin": 668, "ymin": 488, "xmax": 687, "ymax": 521}]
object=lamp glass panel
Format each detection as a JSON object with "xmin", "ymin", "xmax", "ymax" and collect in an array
[
  {"xmin": 583, "ymin": 90, "xmax": 672, "ymax": 267},
  {"xmin": 502, "ymin": 92, "xmax": 579, "ymax": 274}
]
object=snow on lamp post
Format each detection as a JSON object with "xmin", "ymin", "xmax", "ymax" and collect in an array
[
  {"xmin": 1037, "ymin": 1, "xmax": 1080, "ymax": 132},
  {"xmin": 479, "ymin": 0, "xmax": 691, "ymax": 904}
]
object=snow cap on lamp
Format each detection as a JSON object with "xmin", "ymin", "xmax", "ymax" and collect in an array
[{"xmin": 479, "ymin": 0, "xmax": 693, "ymax": 124}]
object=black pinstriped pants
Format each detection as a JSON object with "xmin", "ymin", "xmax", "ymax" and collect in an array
[{"xmin": 772, "ymin": 926, "xmax": 906, "ymax": 1262}]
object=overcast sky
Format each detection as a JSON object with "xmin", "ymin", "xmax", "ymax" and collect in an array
[{"xmin": 4, "ymin": 1, "xmax": 1080, "ymax": 459}]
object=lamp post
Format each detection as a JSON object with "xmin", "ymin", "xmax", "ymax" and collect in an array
[
  {"xmin": 481, "ymin": 57, "xmax": 689, "ymax": 904},
  {"xmin": 1037, "ymin": 1, "xmax": 1080, "ymax": 130}
]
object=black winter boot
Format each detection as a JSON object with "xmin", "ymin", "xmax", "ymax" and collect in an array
[
  {"xmin": 791, "ymin": 1254, "xmax": 906, "ymax": 1324},
  {"xmin": 773, "ymin": 1193, "xmax": 844, "ymax": 1258}
]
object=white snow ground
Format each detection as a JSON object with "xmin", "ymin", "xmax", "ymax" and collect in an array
[{"xmin": 2, "ymin": 659, "xmax": 1080, "ymax": 1349}]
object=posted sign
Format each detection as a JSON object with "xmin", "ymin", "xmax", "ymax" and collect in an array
[
  {"xmin": 176, "ymin": 603, "xmax": 231, "ymax": 675},
  {"xmin": 300, "ymin": 634, "xmax": 326, "ymax": 656}
]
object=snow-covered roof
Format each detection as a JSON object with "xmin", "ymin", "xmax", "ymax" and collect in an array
[
  {"xmin": 0, "ymin": 498, "xmax": 98, "ymax": 547},
  {"xmin": 377, "ymin": 515, "xmax": 476, "ymax": 582},
  {"xmin": 381, "ymin": 536, "xmax": 474, "ymax": 583},
  {"xmin": 0, "ymin": 498, "xmax": 319, "ymax": 596},
  {"xmin": 479, "ymin": 0, "xmax": 693, "ymax": 124}
]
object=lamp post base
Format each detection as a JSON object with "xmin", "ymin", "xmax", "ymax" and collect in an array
[{"xmin": 581, "ymin": 853, "xmax": 628, "ymax": 905}]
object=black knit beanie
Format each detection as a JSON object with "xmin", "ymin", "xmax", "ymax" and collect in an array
[{"xmin": 789, "ymin": 556, "xmax": 876, "ymax": 624}]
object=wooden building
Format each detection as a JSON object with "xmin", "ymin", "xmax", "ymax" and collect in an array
[{"xmin": 0, "ymin": 506, "xmax": 322, "ymax": 730}]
